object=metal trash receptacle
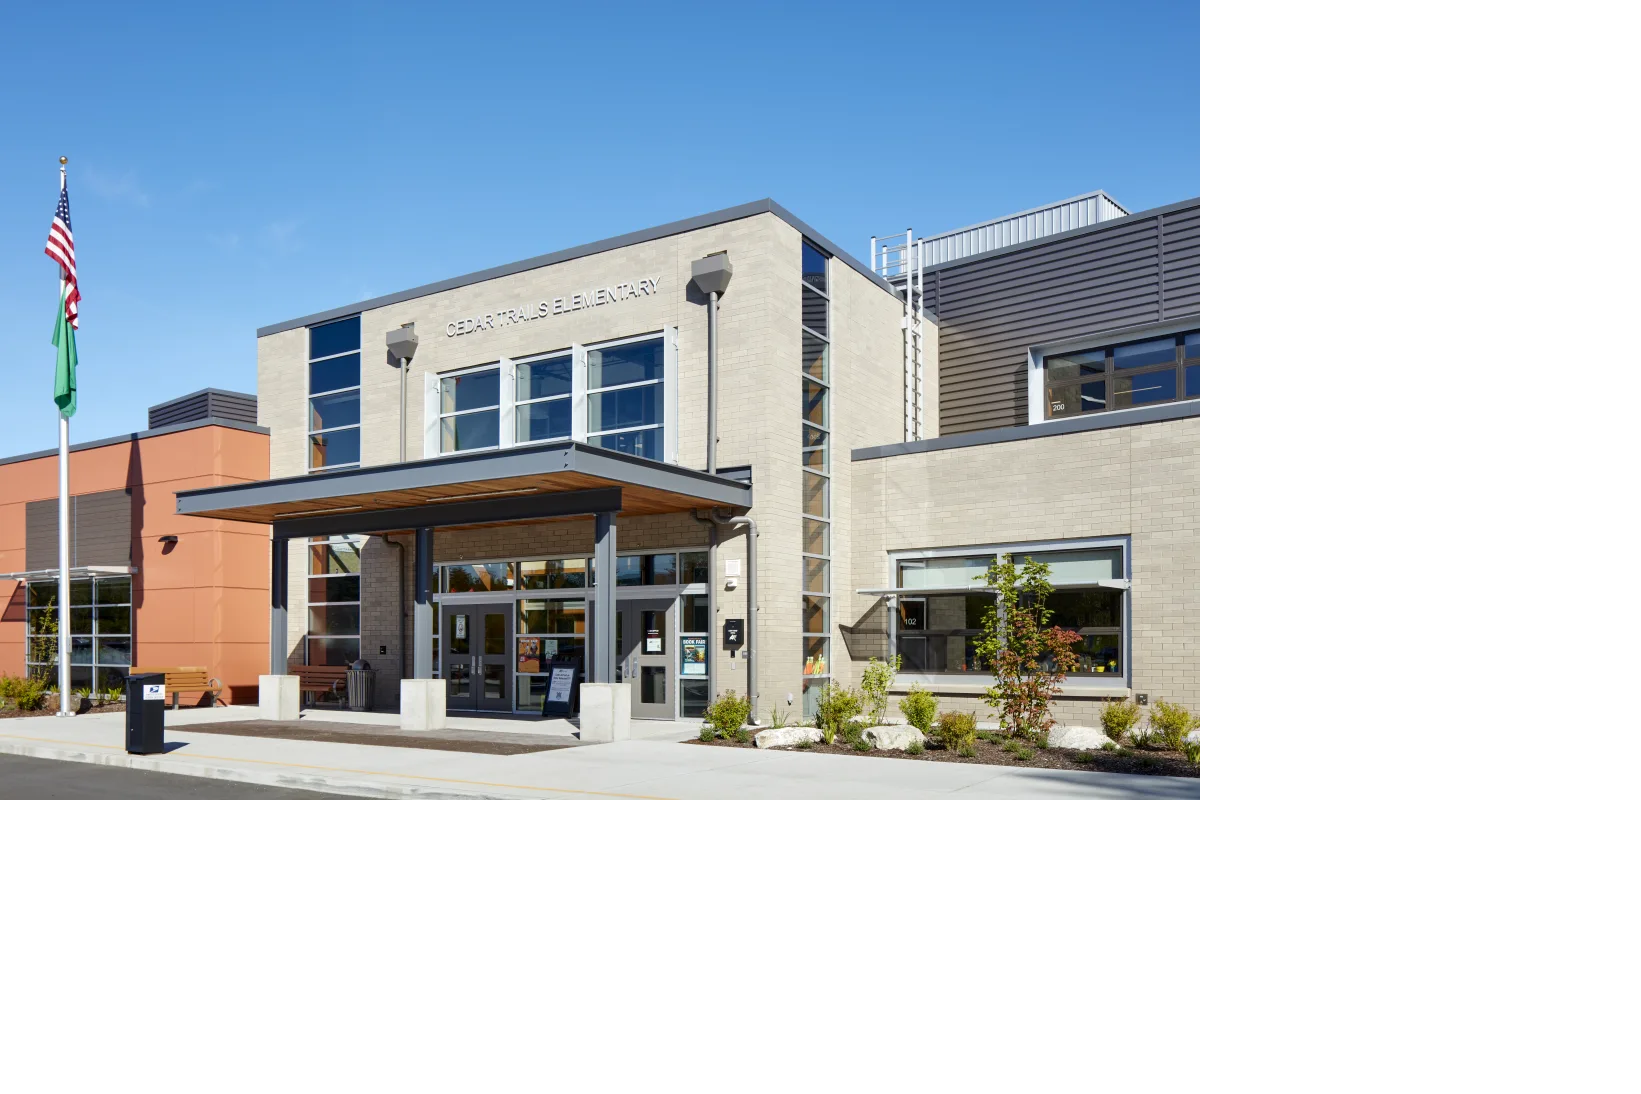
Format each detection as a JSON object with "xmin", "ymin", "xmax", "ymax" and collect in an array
[
  {"xmin": 125, "ymin": 672, "xmax": 167, "ymax": 754},
  {"xmin": 346, "ymin": 667, "xmax": 374, "ymax": 711}
]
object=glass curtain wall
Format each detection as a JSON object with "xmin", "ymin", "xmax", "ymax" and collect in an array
[
  {"xmin": 308, "ymin": 315, "xmax": 361, "ymax": 471},
  {"xmin": 24, "ymin": 576, "xmax": 133, "ymax": 692},
  {"xmin": 307, "ymin": 536, "xmax": 363, "ymax": 667},
  {"xmin": 800, "ymin": 240, "xmax": 832, "ymax": 717}
]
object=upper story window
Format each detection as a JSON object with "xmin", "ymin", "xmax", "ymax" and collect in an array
[
  {"xmin": 586, "ymin": 335, "xmax": 664, "ymax": 459},
  {"xmin": 308, "ymin": 315, "xmax": 361, "ymax": 471},
  {"xmin": 425, "ymin": 331, "xmax": 675, "ymax": 465},
  {"xmin": 516, "ymin": 352, "xmax": 572, "ymax": 444},
  {"xmin": 1039, "ymin": 329, "xmax": 1199, "ymax": 423},
  {"xmin": 439, "ymin": 365, "xmax": 501, "ymax": 453}
]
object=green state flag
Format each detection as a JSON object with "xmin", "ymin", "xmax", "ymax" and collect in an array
[{"xmin": 52, "ymin": 289, "xmax": 76, "ymax": 418}]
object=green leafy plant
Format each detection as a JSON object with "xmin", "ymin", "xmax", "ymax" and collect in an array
[
  {"xmin": 859, "ymin": 655, "xmax": 901, "ymax": 725},
  {"xmin": 1150, "ymin": 700, "xmax": 1200, "ymax": 752},
  {"xmin": 898, "ymin": 685, "xmax": 938, "ymax": 735},
  {"xmin": 840, "ymin": 718, "xmax": 870, "ymax": 749},
  {"xmin": 906, "ymin": 739, "xmax": 925, "ymax": 756},
  {"xmin": 1004, "ymin": 740, "xmax": 1036, "ymax": 762},
  {"xmin": 931, "ymin": 711, "xmax": 977, "ymax": 754},
  {"xmin": 794, "ymin": 739, "xmax": 814, "ymax": 750},
  {"xmin": 814, "ymin": 682, "xmax": 863, "ymax": 745},
  {"xmin": 702, "ymin": 690, "xmax": 752, "ymax": 741},
  {"xmin": 956, "ymin": 741, "xmax": 977, "ymax": 759},
  {"xmin": 1099, "ymin": 741, "xmax": 1118, "ymax": 753},
  {"xmin": 768, "ymin": 705, "xmax": 790, "ymax": 730},
  {"xmin": 0, "ymin": 673, "xmax": 49, "ymax": 712},
  {"xmin": 1100, "ymin": 699, "xmax": 1142, "ymax": 745},
  {"xmin": 1073, "ymin": 750, "xmax": 1097, "ymax": 764},
  {"xmin": 27, "ymin": 596, "xmax": 59, "ymax": 683},
  {"xmin": 1182, "ymin": 739, "xmax": 1200, "ymax": 767},
  {"xmin": 974, "ymin": 556, "xmax": 1081, "ymax": 743}
]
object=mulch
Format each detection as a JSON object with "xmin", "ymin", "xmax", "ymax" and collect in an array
[
  {"xmin": 689, "ymin": 731, "xmax": 1199, "ymax": 778},
  {"xmin": 180, "ymin": 719, "xmax": 577, "ymax": 756},
  {"xmin": 0, "ymin": 700, "xmax": 126, "ymax": 720}
]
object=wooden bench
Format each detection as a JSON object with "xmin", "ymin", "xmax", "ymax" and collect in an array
[
  {"xmin": 129, "ymin": 666, "xmax": 224, "ymax": 709},
  {"xmin": 292, "ymin": 665, "xmax": 350, "ymax": 708}
]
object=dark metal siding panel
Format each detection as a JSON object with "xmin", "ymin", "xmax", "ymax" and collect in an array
[
  {"xmin": 933, "ymin": 200, "xmax": 1201, "ymax": 435},
  {"xmin": 148, "ymin": 393, "xmax": 211, "ymax": 429},
  {"xmin": 73, "ymin": 490, "xmax": 133, "ymax": 567},
  {"xmin": 24, "ymin": 490, "xmax": 132, "ymax": 569},
  {"xmin": 206, "ymin": 391, "xmax": 258, "ymax": 424}
]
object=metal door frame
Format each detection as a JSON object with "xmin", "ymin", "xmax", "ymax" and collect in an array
[{"xmin": 440, "ymin": 600, "xmax": 513, "ymax": 712}]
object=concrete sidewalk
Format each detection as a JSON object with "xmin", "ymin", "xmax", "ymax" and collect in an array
[{"xmin": 0, "ymin": 708, "xmax": 1199, "ymax": 800}]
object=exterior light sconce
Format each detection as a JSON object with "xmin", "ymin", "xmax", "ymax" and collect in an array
[{"xmin": 158, "ymin": 535, "xmax": 178, "ymax": 548}]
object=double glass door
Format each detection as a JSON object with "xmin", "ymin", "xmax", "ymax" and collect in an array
[{"xmin": 442, "ymin": 602, "xmax": 512, "ymax": 711}]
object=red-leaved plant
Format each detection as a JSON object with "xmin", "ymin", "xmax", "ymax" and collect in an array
[{"xmin": 974, "ymin": 556, "xmax": 1082, "ymax": 744}]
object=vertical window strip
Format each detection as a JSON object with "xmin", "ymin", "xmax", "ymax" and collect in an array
[
  {"xmin": 801, "ymin": 241, "xmax": 832, "ymax": 712},
  {"xmin": 307, "ymin": 315, "xmax": 362, "ymax": 472}
]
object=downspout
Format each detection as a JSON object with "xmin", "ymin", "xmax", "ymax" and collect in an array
[{"xmin": 386, "ymin": 535, "xmax": 408, "ymax": 681}]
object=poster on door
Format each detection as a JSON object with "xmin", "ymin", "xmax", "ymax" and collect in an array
[
  {"xmin": 681, "ymin": 636, "xmax": 706, "ymax": 676},
  {"xmin": 454, "ymin": 615, "xmax": 467, "ymax": 640},
  {"xmin": 644, "ymin": 615, "xmax": 663, "ymax": 653}
]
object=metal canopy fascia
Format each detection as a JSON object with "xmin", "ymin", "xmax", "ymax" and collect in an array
[
  {"xmin": 270, "ymin": 487, "xmax": 625, "ymax": 540},
  {"xmin": 173, "ymin": 442, "xmax": 752, "ymax": 525}
]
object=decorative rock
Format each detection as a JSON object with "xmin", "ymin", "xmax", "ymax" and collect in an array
[
  {"xmin": 755, "ymin": 724, "xmax": 823, "ymax": 749},
  {"xmin": 863, "ymin": 724, "xmax": 927, "ymax": 751},
  {"xmin": 1047, "ymin": 724, "xmax": 1115, "ymax": 750}
]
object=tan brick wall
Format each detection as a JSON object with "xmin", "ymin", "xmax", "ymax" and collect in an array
[
  {"xmin": 258, "ymin": 212, "xmax": 915, "ymax": 716},
  {"xmin": 848, "ymin": 416, "xmax": 1200, "ymax": 725}
]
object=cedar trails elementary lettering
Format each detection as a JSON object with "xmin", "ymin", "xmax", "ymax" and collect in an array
[{"xmin": 444, "ymin": 276, "xmax": 661, "ymax": 337}]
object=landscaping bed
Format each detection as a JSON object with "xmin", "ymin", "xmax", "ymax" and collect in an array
[
  {"xmin": 688, "ymin": 731, "xmax": 1198, "ymax": 778},
  {"xmin": 0, "ymin": 698, "xmax": 126, "ymax": 720}
]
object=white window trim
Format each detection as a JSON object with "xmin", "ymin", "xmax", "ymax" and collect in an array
[{"xmin": 881, "ymin": 536, "xmax": 1132, "ymax": 688}]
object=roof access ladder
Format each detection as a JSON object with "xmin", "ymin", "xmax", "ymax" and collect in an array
[{"xmin": 869, "ymin": 230, "xmax": 926, "ymax": 443}]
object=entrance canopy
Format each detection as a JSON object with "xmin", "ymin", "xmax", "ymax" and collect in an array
[
  {"xmin": 173, "ymin": 443, "xmax": 751, "ymax": 688},
  {"xmin": 173, "ymin": 441, "xmax": 750, "ymax": 537}
]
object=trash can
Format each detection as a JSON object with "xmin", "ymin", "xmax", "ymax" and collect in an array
[
  {"xmin": 346, "ymin": 661, "xmax": 374, "ymax": 711},
  {"xmin": 125, "ymin": 672, "xmax": 167, "ymax": 754}
]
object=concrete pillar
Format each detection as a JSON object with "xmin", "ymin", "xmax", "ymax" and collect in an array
[
  {"xmin": 269, "ymin": 536, "xmax": 288, "ymax": 675},
  {"xmin": 259, "ymin": 674, "xmax": 299, "ymax": 720},
  {"xmin": 578, "ymin": 682, "xmax": 630, "ymax": 742},
  {"xmin": 593, "ymin": 511, "xmax": 616, "ymax": 683},
  {"xmin": 413, "ymin": 526, "xmax": 434, "ymax": 679},
  {"xmin": 400, "ymin": 678, "xmax": 446, "ymax": 731}
]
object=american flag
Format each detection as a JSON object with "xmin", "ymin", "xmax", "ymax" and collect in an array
[{"xmin": 45, "ymin": 181, "xmax": 79, "ymax": 329}]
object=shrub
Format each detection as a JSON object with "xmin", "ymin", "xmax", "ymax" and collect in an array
[
  {"xmin": 1183, "ymin": 739, "xmax": 1200, "ymax": 767},
  {"xmin": 860, "ymin": 655, "xmax": 900, "ymax": 726},
  {"xmin": 1150, "ymin": 701, "xmax": 1200, "ymax": 752},
  {"xmin": 974, "ymin": 556, "xmax": 1081, "ymax": 741},
  {"xmin": 931, "ymin": 711, "xmax": 977, "ymax": 754},
  {"xmin": 814, "ymin": 682, "xmax": 863, "ymax": 745},
  {"xmin": 0, "ymin": 674, "xmax": 49, "ymax": 712},
  {"xmin": 794, "ymin": 739, "xmax": 814, "ymax": 750},
  {"xmin": 840, "ymin": 718, "xmax": 870, "ymax": 749},
  {"xmin": 898, "ymin": 684, "xmax": 938, "ymax": 735},
  {"xmin": 703, "ymin": 690, "xmax": 752, "ymax": 741},
  {"xmin": 906, "ymin": 739, "xmax": 925, "ymax": 756},
  {"xmin": 1005, "ymin": 740, "xmax": 1035, "ymax": 762},
  {"xmin": 1100, "ymin": 699, "xmax": 1142, "ymax": 745},
  {"xmin": 1073, "ymin": 750, "xmax": 1096, "ymax": 764},
  {"xmin": 956, "ymin": 741, "xmax": 977, "ymax": 759},
  {"xmin": 1099, "ymin": 741, "xmax": 1117, "ymax": 753}
]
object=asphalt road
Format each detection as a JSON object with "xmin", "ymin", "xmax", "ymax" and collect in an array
[{"xmin": 0, "ymin": 752, "xmax": 360, "ymax": 799}]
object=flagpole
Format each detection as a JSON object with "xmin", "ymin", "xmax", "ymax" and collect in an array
[{"xmin": 55, "ymin": 156, "xmax": 73, "ymax": 717}]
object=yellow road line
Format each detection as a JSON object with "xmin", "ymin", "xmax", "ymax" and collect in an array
[{"xmin": 0, "ymin": 731, "xmax": 668, "ymax": 800}]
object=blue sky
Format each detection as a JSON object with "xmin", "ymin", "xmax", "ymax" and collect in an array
[{"xmin": 0, "ymin": 0, "xmax": 1198, "ymax": 453}]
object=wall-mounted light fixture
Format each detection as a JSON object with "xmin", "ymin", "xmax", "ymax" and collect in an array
[{"xmin": 158, "ymin": 535, "xmax": 178, "ymax": 546}]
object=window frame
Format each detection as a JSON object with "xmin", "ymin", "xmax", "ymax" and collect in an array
[
  {"xmin": 584, "ymin": 330, "xmax": 669, "ymax": 458},
  {"xmin": 512, "ymin": 347, "xmax": 575, "ymax": 449},
  {"xmin": 24, "ymin": 575, "xmax": 134, "ymax": 692},
  {"xmin": 435, "ymin": 360, "xmax": 504, "ymax": 456},
  {"xmin": 884, "ymin": 536, "xmax": 1132, "ymax": 689},
  {"xmin": 1027, "ymin": 321, "xmax": 1200, "ymax": 426},
  {"xmin": 306, "ymin": 534, "xmax": 364, "ymax": 670},
  {"xmin": 307, "ymin": 315, "xmax": 363, "ymax": 473},
  {"xmin": 800, "ymin": 240, "xmax": 833, "ymax": 711}
]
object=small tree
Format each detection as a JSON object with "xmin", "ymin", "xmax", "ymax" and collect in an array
[
  {"xmin": 859, "ymin": 655, "xmax": 900, "ymax": 726},
  {"xmin": 974, "ymin": 556, "xmax": 1081, "ymax": 744},
  {"xmin": 28, "ymin": 596, "xmax": 59, "ymax": 685}
]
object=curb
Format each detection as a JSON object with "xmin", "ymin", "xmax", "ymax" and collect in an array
[{"xmin": 0, "ymin": 738, "xmax": 510, "ymax": 800}]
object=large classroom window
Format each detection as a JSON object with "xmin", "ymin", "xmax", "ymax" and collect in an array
[
  {"xmin": 438, "ymin": 365, "xmax": 502, "ymax": 453},
  {"xmin": 1039, "ymin": 329, "xmax": 1199, "ymax": 422},
  {"xmin": 24, "ymin": 576, "xmax": 133, "ymax": 692},
  {"xmin": 307, "ymin": 536, "xmax": 363, "ymax": 666},
  {"xmin": 886, "ymin": 539, "xmax": 1130, "ymax": 680},
  {"xmin": 515, "ymin": 351, "xmax": 573, "ymax": 444},
  {"xmin": 308, "ymin": 315, "xmax": 361, "ymax": 471},
  {"xmin": 586, "ymin": 335, "xmax": 664, "ymax": 459}
]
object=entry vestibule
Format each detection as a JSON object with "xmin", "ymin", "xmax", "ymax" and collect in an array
[{"xmin": 172, "ymin": 441, "xmax": 753, "ymax": 720}]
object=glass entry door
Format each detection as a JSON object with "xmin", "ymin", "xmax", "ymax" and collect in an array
[
  {"xmin": 617, "ymin": 597, "xmax": 674, "ymax": 719},
  {"xmin": 442, "ymin": 602, "xmax": 512, "ymax": 712}
]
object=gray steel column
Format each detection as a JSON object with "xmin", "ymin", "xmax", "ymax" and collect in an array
[
  {"xmin": 413, "ymin": 526, "xmax": 434, "ymax": 679},
  {"xmin": 269, "ymin": 537, "xmax": 288, "ymax": 675},
  {"xmin": 593, "ymin": 511, "xmax": 616, "ymax": 683}
]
